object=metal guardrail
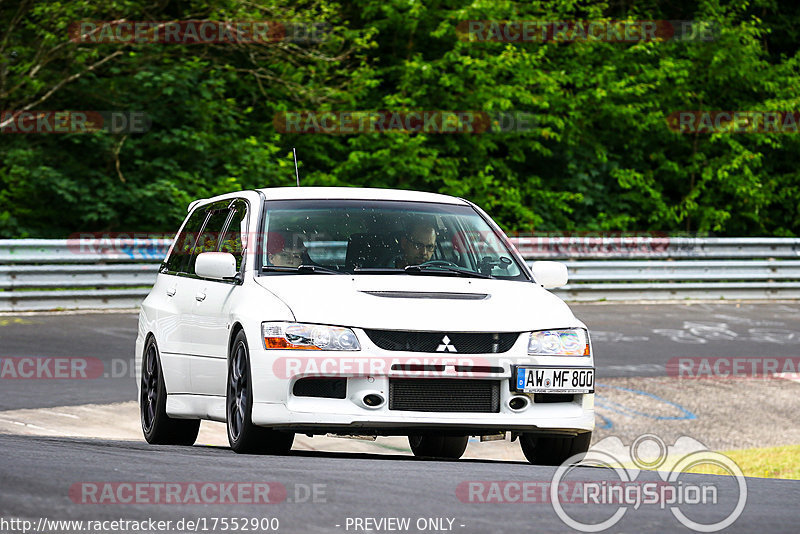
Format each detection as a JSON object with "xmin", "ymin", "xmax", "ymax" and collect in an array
[
  {"xmin": 513, "ymin": 236, "xmax": 800, "ymax": 259},
  {"xmin": 1, "ymin": 237, "xmax": 799, "ymax": 311},
  {"xmin": 0, "ymin": 238, "xmax": 171, "ymax": 264},
  {"xmin": 558, "ymin": 259, "xmax": 800, "ymax": 300}
]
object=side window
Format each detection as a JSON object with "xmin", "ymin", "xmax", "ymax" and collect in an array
[
  {"xmin": 185, "ymin": 203, "xmax": 232, "ymax": 276},
  {"xmin": 219, "ymin": 200, "xmax": 248, "ymax": 270},
  {"xmin": 163, "ymin": 208, "xmax": 208, "ymax": 274}
]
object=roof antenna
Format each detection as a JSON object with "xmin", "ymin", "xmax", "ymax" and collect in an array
[{"xmin": 293, "ymin": 147, "xmax": 300, "ymax": 187}]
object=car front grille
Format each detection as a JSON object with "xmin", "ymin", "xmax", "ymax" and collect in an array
[
  {"xmin": 534, "ymin": 393, "xmax": 575, "ymax": 403},
  {"xmin": 388, "ymin": 378, "xmax": 500, "ymax": 413},
  {"xmin": 363, "ymin": 330, "xmax": 519, "ymax": 353},
  {"xmin": 292, "ymin": 378, "xmax": 347, "ymax": 399}
]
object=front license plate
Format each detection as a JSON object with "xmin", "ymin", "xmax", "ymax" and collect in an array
[{"xmin": 516, "ymin": 367, "xmax": 594, "ymax": 393}]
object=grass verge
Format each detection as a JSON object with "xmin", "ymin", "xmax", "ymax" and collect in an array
[{"xmin": 685, "ymin": 444, "xmax": 800, "ymax": 480}]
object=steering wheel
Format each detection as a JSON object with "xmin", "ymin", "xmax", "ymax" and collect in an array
[{"xmin": 418, "ymin": 260, "xmax": 459, "ymax": 268}]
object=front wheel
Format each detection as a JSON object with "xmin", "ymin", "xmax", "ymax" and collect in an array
[
  {"xmin": 409, "ymin": 435, "xmax": 468, "ymax": 459},
  {"xmin": 227, "ymin": 331, "xmax": 294, "ymax": 454},
  {"xmin": 520, "ymin": 432, "xmax": 592, "ymax": 465},
  {"xmin": 140, "ymin": 337, "xmax": 200, "ymax": 445}
]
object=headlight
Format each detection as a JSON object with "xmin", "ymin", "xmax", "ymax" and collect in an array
[
  {"xmin": 262, "ymin": 322, "xmax": 361, "ymax": 351},
  {"xmin": 528, "ymin": 328, "xmax": 590, "ymax": 356}
]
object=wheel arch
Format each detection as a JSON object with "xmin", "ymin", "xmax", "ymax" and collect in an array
[
  {"xmin": 144, "ymin": 331, "xmax": 157, "ymax": 347},
  {"xmin": 228, "ymin": 322, "xmax": 245, "ymax": 359},
  {"xmin": 137, "ymin": 332, "xmax": 157, "ymax": 394}
]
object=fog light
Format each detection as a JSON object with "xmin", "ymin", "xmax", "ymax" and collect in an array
[
  {"xmin": 508, "ymin": 396, "xmax": 530, "ymax": 411},
  {"xmin": 363, "ymin": 394, "xmax": 384, "ymax": 407}
]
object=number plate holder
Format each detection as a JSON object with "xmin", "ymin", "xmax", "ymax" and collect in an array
[{"xmin": 514, "ymin": 366, "xmax": 595, "ymax": 394}]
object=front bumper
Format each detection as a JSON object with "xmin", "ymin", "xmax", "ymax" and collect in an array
[
  {"xmin": 251, "ymin": 393, "xmax": 594, "ymax": 434},
  {"xmin": 248, "ymin": 327, "xmax": 595, "ymax": 434}
]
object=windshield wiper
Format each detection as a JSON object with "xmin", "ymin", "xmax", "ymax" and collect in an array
[
  {"xmin": 262, "ymin": 265, "xmax": 345, "ymax": 275},
  {"xmin": 352, "ymin": 265, "xmax": 491, "ymax": 279},
  {"xmin": 404, "ymin": 264, "xmax": 492, "ymax": 279},
  {"xmin": 352, "ymin": 267, "xmax": 403, "ymax": 274}
]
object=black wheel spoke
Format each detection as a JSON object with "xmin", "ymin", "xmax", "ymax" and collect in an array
[
  {"xmin": 228, "ymin": 341, "xmax": 250, "ymax": 442},
  {"xmin": 139, "ymin": 339, "xmax": 200, "ymax": 446},
  {"xmin": 141, "ymin": 345, "xmax": 160, "ymax": 431}
]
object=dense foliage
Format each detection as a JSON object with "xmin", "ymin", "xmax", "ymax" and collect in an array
[{"xmin": 1, "ymin": 0, "xmax": 799, "ymax": 237}]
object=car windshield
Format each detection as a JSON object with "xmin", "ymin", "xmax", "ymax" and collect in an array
[{"xmin": 259, "ymin": 199, "xmax": 528, "ymax": 280}]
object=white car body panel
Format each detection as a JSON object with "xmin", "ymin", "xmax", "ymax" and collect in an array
[{"xmin": 254, "ymin": 275, "xmax": 578, "ymax": 332}]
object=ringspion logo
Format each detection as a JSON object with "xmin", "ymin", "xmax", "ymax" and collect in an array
[{"xmin": 551, "ymin": 434, "xmax": 746, "ymax": 532}]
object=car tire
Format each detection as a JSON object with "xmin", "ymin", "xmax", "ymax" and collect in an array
[
  {"xmin": 520, "ymin": 432, "xmax": 592, "ymax": 465},
  {"xmin": 140, "ymin": 337, "xmax": 200, "ymax": 445},
  {"xmin": 409, "ymin": 435, "xmax": 468, "ymax": 459},
  {"xmin": 227, "ymin": 330, "xmax": 294, "ymax": 455}
]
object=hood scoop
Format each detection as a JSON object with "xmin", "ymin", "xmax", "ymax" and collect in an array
[{"xmin": 360, "ymin": 291, "xmax": 489, "ymax": 300}]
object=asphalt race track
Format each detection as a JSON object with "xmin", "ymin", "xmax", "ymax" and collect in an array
[
  {"xmin": 1, "ymin": 302, "xmax": 800, "ymax": 533},
  {"xmin": 0, "ymin": 433, "xmax": 798, "ymax": 534}
]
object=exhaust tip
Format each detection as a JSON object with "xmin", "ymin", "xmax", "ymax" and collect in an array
[
  {"xmin": 363, "ymin": 394, "xmax": 385, "ymax": 408},
  {"xmin": 508, "ymin": 395, "xmax": 530, "ymax": 411}
]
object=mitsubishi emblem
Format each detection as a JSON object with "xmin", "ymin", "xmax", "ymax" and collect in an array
[{"xmin": 436, "ymin": 335, "xmax": 457, "ymax": 352}]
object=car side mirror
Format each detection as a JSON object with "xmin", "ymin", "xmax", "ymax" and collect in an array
[
  {"xmin": 530, "ymin": 261, "xmax": 568, "ymax": 289},
  {"xmin": 196, "ymin": 252, "xmax": 238, "ymax": 281}
]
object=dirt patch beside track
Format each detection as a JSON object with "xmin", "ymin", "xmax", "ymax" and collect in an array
[{"xmin": 593, "ymin": 375, "xmax": 800, "ymax": 451}]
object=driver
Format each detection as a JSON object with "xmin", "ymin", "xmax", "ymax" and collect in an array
[
  {"xmin": 394, "ymin": 222, "xmax": 437, "ymax": 268},
  {"xmin": 266, "ymin": 231, "xmax": 308, "ymax": 267}
]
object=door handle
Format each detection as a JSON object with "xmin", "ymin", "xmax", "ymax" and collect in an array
[
  {"xmin": 195, "ymin": 292, "xmax": 206, "ymax": 302},
  {"xmin": 166, "ymin": 287, "xmax": 176, "ymax": 297}
]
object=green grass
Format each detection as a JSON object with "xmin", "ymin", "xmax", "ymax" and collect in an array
[
  {"xmin": 606, "ymin": 444, "xmax": 800, "ymax": 480},
  {"xmin": 685, "ymin": 444, "xmax": 800, "ymax": 480}
]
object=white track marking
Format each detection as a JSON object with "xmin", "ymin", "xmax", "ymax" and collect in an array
[{"xmin": 39, "ymin": 410, "xmax": 80, "ymax": 419}]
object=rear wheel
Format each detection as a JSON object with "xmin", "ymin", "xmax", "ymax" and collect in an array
[
  {"xmin": 409, "ymin": 435, "xmax": 468, "ymax": 459},
  {"xmin": 520, "ymin": 432, "xmax": 592, "ymax": 465},
  {"xmin": 227, "ymin": 330, "xmax": 294, "ymax": 454},
  {"xmin": 140, "ymin": 337, "xmax": 200, "ymax": 445}
]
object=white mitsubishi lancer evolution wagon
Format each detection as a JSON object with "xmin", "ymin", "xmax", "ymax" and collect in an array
[{"xmin": 135, "ymin": 187, "xmax": 595, "ymax": 464}]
